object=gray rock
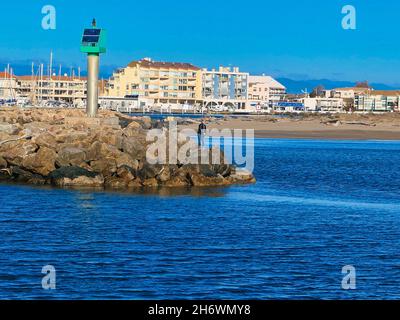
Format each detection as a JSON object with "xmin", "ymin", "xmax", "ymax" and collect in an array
[
  {"xmin": 0, "ymin": 123, "xmax": 19, "ymax": 135},
  {"xmin": 49, "ymin": 166, "xmax": 104, "ymax": 187},
  {"xmin": 32, "ymin": 132, "xmax": 57, "ymax": 149},
  {"xmin": 56, "ymin": 147, "xmax": 86, "ymax": 167},
  {"xmin": 0, "ymin": 156, "xmax": 7, "ymax": 169},
  {"xmin": 86, "ymin": 141, "xmax": 122, "ymax": 161},
  {"xmin": 212, "ymin": 164, "xmax": 233, "ymax": 177},
  {"xmin": 198, "ymin": 165, "xmax": 219, "ymax": 178},
  {"xmin": 122, "ymin": 121, "xmax": 142, "ymax": 137},
  {"xmin": 122, "ymin": 136, "xmax": 145, "ymax": 159},
  {"xmin": 2, "ymin": 141, "xmax": 38, "ymax": 166},
  {"xmin": 116, "ymin": 153, "xmax": 139, "ymax": 170},
  {"xmin": 116, "ymin": 165, "xmax": 136, "ymax": 182},
  {"xmin": 22, "ymin": 146, "xmax": 57, "ymax": 176},
  {"xmin": 137, "ymin": 163, "xmax": 163, "ymax": 180},
  {"xmin": 90, "ymin": 158, "xmax": 117, "ymax": 177},
  {"xmin": 10, "ymin": 167, "xmax": 46, "ymax": 185}
]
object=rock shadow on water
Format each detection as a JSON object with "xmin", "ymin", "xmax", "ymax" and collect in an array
[{"xmin": 0, "ymin": 180, "xmax": 230, "ymax": 199}]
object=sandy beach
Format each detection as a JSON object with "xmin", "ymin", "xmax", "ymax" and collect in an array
[{"xmin": 180, "ymin": 113, "xmax": 400, "ymax": 140}]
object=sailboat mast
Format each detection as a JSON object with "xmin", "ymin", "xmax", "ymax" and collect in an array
[{"xmin": 49, "ymin": 50, "xmax": 53, "ymax": 79}]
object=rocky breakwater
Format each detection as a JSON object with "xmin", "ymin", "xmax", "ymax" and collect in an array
[{"xmin": 0, "ymin": 108, "xmax": 255, "ymax": 190}]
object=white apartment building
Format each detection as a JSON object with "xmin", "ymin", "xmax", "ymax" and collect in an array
[
  {"xmin": 201, "ymin": 66, "xmax": 249, "ymax": 110},
  {"xmin": 302, "ymin": 97, "xmax": 344, "ymax": 112},
  {"xmin": 355, "ymin": 90, "xmax": 400, "ymax": 112}
]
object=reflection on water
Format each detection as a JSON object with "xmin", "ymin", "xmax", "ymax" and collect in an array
[
  {"xmin": 74, "ymin": 193, "xmax": 97, "ymax": 210},
  {"xmin": 0, "ymin": 182, "xmax": 230, "ymax": 199},
  {"xmin": 110, "ymin": 186, "xmax": 229, "ymax": 198}
]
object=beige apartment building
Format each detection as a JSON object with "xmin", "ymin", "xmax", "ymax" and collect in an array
[
  {"xmin": 0, "ymin": 72, "xmax": 18, "ymax": 99},
  {"xmin": 106, "ymin": 58, "xmax": 202, "ymax": 106},
  {"xmin": 331, "ymin": 87, "xmax": 368, "ymax": 99},
  {"xmin": 248, "ymin": 75, "xmax": 286, "ymax": 106},
  {"xmin": 329, "ymin": 87, "xmax": 369, "ymax": 110}
]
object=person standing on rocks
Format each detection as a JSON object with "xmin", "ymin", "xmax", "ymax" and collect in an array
[{"xmin": 198, "ymin": 119, "xmax": 207, "ymax": 147}]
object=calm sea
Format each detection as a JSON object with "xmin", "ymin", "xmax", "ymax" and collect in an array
[{"xmin": 1, "ymin": 139, "xmax": 400, "ymax": 299}]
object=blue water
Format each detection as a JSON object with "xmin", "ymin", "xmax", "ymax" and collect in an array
[
  {"xmin": 128, "ymin": 113, "xmax": 226, "ymax": 120},
  {"xmin": 1, "ymin": 139, "xmax": 400, "ymax": 300}
]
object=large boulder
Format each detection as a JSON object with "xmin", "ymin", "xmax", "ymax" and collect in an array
[
  {"xmin": 0, "ymin": 123, "xmax": 19, "ymax": 135},
  {"xmin": 176, "ymin": 164, "xmax": 217, "ymax": 178},
  {"xmin": 23, "ymin": 122, "xmax": 51, "ymax": 135},
  {"xmin": 121, "ymin": 136, "xmax": 146, "ymax": 159},
  {"xmin": 128, "ymin": 179, "xmax": 142, "ymax": 188},
  {"xmin": 163, "ymin": 175, "xmax": 189, "ymax": 187},
  {"xmin": 116, "ymin": 153, "xmax": 139, "ymax": 170},
  {"xmin": 227, "ymin": 169, "xmax": 256, "ymax": 184},
  {"xmin": 198, "ymin": 165, "xmax": 219, "ymax": 177},
  {"xmin": 104, "ymin": 177, "xmax": 128, "ymax": 189},
  {"xmin": 142, "ymin": 178, "xmax": 158, "ymax": 187},
  {"xmin": 90, "ymin": 158, "xmax": 117, "ymax": 177},
  {"xmin": 22, "ymin": 146, "xmax": 57, "ymax": 176},
  {"xmin": 189, "ymin": 172, "xmax": 229, "ymax": 187},
  {"xmin": 211, "ymin": 163, "xmax": 233, "ymax": 177},
  {"xmin": 49, "ymin": 166, "xmax": 104, "ymax": 187},
  {"xmin": 156, "ymin": 165, "xmax": 171, "ymax": 183},
  {"xmin": 9, "ymin": 167, "xmax": 46, "ymax": 185},
  {"xmin": 2, "ymin": 140, "xmax": 38, "ymax": 166},
  {"xmin": 116, "ymin": 165, "xmax": 136, "ymax": 182},
  {"xmin": 0, "ymin": 156, "xmax": 7, "ymax": 169},
  {"xmin": 122, "ymin": 121, "xmax": 143, "ymax": 137},
  {"xmin": 0, "ymin": 132, "xmax": 11, "ymax": 142},
  {"xmin": 55, "ymin": 129, "xmax": 92, "ymax": 144},
  {"xmin": 32, "ymin": 132, "xmax": 57, "ymax": 150},
  {"xmin": 86, "ymin": 141, "xmax": 102, "ymax": 161},
  {"xmin": 87, "ymin": 141, "xmax": 122, "ymax": 161},
  {"xmin": 98, "ymin": 130, "xmax": 124, "ymax": 149},
  {"xmin": 16, "ymin": 114, "xmax": 33, "ymax": 125},
  {"xmin": 137, "ymin": 163, "xmax": 163, "ymax": 180},
  {"xmin": 132, "ymin": 117, "xmax": 152, "ymax": 130},
  {"xmin": 56, "ymin": 147, "xmax": 87, "ymax": 167}
]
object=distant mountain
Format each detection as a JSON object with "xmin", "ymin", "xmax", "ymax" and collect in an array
[{"xmin": 277, "ymin": 78, "xmax": 399, "ymax": 94}]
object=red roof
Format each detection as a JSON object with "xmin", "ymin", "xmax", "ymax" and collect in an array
[
  {"xmin": 0, "ymin": 72, "xmax": 17, "ymax": 79},
  {"xmin": 128, "ymin": 59, "xmax": 200, "ymax": 70},
  {"xmin": 16, "ymin": 75, "xmax": 87, "ymax": 81}
]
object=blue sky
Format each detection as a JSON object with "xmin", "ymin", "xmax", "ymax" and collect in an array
[{"xmin": 1, "ymin": 0, "xmax": 400, "ymax": 84}]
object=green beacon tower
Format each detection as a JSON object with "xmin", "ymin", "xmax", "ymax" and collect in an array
[{"xmin": 80, "ymin": 19, "xmax": 107, "ymax": 117}]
